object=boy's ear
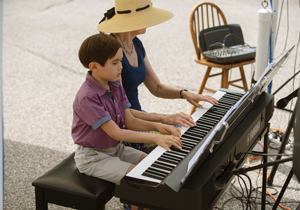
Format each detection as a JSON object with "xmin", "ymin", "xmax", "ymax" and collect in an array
[{"xmin": 88, "ymin": 62, "xmax": 98, "ymax": 72}]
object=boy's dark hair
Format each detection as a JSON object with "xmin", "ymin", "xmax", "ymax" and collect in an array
[{"xmin": 78, "ymin": 33, "xmax": 122, "ymax": 68}]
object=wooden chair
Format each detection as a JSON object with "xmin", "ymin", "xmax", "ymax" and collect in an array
[{"xmin": 189, "ymin": 2, "xmax": 255, "ymax": 114}]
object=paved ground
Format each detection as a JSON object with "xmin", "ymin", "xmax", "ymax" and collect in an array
[{"xmin": 2, "ymin": 0, "xmax": 300, "ymax": 209}]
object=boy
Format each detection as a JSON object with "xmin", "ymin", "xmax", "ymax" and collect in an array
[{"xmin": 72, "ymin": 33, "xmax": 182, "ymax": 185}]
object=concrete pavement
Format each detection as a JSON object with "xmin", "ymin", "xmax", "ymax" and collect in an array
[{"xmin": 3, "ymin": 0, "xmax": 300, "ymax": 209}]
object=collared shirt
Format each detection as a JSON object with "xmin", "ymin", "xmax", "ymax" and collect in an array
[{"xmin": 72, "ymin": 71, "xmax": 131, "ymax": 149}]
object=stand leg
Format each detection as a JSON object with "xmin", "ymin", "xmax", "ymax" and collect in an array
[
  {"xmin": 268, "ymin": 109, "xmax": 295, "ymax": 186},
  {"xmin": 261, "ymin": 124, "xmax": 269, "ymax": 210},
  {"xmin": 272, "ymin": 168, "xmax": 294, "ymax": 210},
  {"xmin": 297, "ymin": 202, "xmax": 300, "ymax": 210}
]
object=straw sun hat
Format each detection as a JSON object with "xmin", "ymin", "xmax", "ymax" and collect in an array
[{"xmin": 97, "ymin": 0, "xmax": 174, "ymax": 33}]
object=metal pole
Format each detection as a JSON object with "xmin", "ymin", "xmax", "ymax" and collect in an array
[{"xmin": 0, "ymin": 0, "xmax": 4, "ymax": 209}]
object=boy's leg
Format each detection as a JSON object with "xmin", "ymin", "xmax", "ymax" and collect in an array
[
  {"xmin": 74, "ymin": 145, "xmax": 133, "ymax": 184},
  {"xmin": 118, "ymin": 143, "xmax": 147, "ymax": 165},
  {"xmin": 126, "ymin": 152, "xmax": 147, "ymax": 174},
  {"xmin": 119, "ymin": 145, "xmax": 149, "ymax": 210}
]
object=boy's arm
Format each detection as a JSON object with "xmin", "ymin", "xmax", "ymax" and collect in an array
[
  {"xmin": 100, "ymin": 109, "xmax": 182, "ymax": 151},
  {"xmin": 124, "ymin": 109, "xmax": 180, "ymax": 137}
]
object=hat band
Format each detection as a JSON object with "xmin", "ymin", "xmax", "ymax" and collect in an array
[
  {"xmin": 117, "ymin": 10, "xmax": 131, "ymax": 14},
  {"xmin": 99, "ymin": 4, "xmax": 151, "ymax": 23},
  {"xmin": 136, "ymin": 5, "xmax": 150, "ymax": 12},
  {"xmin": 117, "ymin": 4, "xmax": 150, "ymax": 14},
  {"xmin": 99, "ymin": 7, "xmax": 115, "ymax": 24}
]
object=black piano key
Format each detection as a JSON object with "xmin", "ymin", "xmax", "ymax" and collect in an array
[
  {"xmin": 213, "ymin": 103, "xmax": 232, "ymax": 111},
  {"xmin": 201, "ymin": 116, "xmax": 219, "ymax": 122},
  {"xmin": 195, "ymin": 124, "xmax": 213, "ymax": 131},
  {"xmin": 169, "ymin": 149, "xmax": 189, "ymax": 157},
  {"xmin": 161, "ymin": 153, "xmax": 183, "ymax": 162},
  {"xmin": 151, "ymin": 162, "xmax": 173, "ymax": 171},
  {"xmin": 199, "ymin": 117, "xmax": 219, "ymax": 125},
  {"xmin": 143, "ymin": 168, "xmax": 168, "ymax": 179},
  {"xmin": 207, "ymin": 110, "xmax": 228, "ymax": 117},
  {"xmin": 181, "ymin": 139, "xmax": 197, "ymax": 147},
  {"xmin": 142, "ymin": 171, "xmax": 165, "ymax": 180},
  {"xmin": 187, "ymin": 127, "xmax": 207, "ymax": 135},
  {"xmin": 169, "ymin": 146, "xmax": 190, "ymax": 154},
  {"xmin": 202, "ymin": 112, "xmax": 223, "ymax": 120},
  {"xmin": 190, "ymin": 124, "xmax": 210, "ymax": 131},
  {"xmin": 196, "ymin": 121, "xmax": 216, "ymax": 127},
  {"xmin": 203, "ymin": 109, "xmax": 224, "ymax": 116},
  {"xmin": 147, "ymin": 167, "xmax": 170, "ymax": 176},
  {"xmin": 158, "ymin": 156, "xmax": 179, "ymax": 165},
  {"xmin": 181, "ymin": 137, "xmax": 200, "ymax": 144},
  {"xmin": 206, "ymin": 107, "xmax": 227, "ymax": 115},
  {"xmin": 182, "ymin": 144, "xmax": 194, "ymax": 150},
  {"xmin": 155, "ymin": 159, "xmax": 177, "ymax": 168},
  {"xmin": 184, "ymin": 130, "xmax": 206, "ymax": 138},
  {"xmin": 181, "ymin": 133, "xmax": 203, "ymax": 141},
  {"xmin": 223, "ymin": 93, "xmax": 242, "ymax": 101},
  {"xmin": 218, "ymin": 98, "xmax": 236, "ymax": 106}
]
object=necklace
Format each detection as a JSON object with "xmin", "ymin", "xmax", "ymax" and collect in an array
[{"xmin": 118, "ymin": 34, "xmax": 134, "ymax": 55}]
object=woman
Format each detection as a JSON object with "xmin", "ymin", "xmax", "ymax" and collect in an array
[{"xmin": 97, "ymin": 0, "xmax": 218, "ymax": 153}]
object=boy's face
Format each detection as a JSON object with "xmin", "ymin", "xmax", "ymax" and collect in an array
[{"xmin": 91, "ymin": 48, "xmax": 123, "ymax": 86}]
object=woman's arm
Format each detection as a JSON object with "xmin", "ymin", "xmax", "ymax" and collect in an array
[
  {"xmin": 143, "ymin": 55, "xmax": 218, "ymax": 107},
  {"xmin": 129, "ymin": 108, "xmax": 196, "ymax": 127},
  {"xmin": 143, "ymin": 55, "xmax": 182, "ymax": 99}
]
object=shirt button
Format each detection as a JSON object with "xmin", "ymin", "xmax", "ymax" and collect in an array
[{"xmin": 118, "ymin": 115, "xmax": 120, "ymax": 117}]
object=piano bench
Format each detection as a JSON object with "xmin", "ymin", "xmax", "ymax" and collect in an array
[{"xmin": 32, "ymin": 152, "xmax": 115, "ymax": 210}]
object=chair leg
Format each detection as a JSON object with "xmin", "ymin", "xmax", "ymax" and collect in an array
[
  {"xmin": 221, "ymin": 69, "xmax": 229, "ymax": 89},
  {"xmin": 239, "ymin": 66, "xmax": 248, "ymax": 91},
  {"xmin": 190, "ymin": 67, "xmax": 212, "ymax": 115}
]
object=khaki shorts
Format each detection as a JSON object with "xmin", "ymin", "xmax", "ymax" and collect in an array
[{"xmin": 74, "ymin": 143, "xmax": 145, "ymax": 184}]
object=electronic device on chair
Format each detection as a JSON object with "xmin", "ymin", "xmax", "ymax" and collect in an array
[{"xmin": 199, "ymin": 24, "xmax": 256, "ymax": 64}]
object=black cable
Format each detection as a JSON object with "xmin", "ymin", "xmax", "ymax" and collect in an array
[
  {"xmin": 208, "ymin": 42, "xmax": 224, "ymax": 51},
  {"xmin": 242, "ymin": 173, "xmax": 253, "ymax": 210},
  {"xmin": 226, "ymin": 175, "xmax": 256, "ymax": 210},
  {"xmin": 222, "ymin": 33, "xmax": 253, "ymax": 48},
  {"xmin": 237, "ymin": 174, "xmax": 246, "ymax": 209}
]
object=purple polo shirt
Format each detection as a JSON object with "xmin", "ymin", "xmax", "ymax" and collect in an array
[{"xmin": 72, "ymin": 71, "xmax": 131, "ymax": 149}]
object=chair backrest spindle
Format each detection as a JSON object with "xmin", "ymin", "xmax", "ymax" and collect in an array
[{"xmin": 189, "ymin": 2, "xmax": 227, "ymax": 59}]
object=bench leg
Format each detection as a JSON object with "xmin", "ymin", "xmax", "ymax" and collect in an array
[{"xmin": 35, "ymin": 186, "xmax": 48, "ymax": 210}]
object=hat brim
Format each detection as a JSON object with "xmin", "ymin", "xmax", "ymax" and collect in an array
[{"xmin": 97, "ymin": 7, "xmax": 174, "ymax": 33}]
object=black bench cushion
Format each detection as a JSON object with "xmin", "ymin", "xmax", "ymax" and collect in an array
[{"xmin": 32, "ymin": 152, "xmax": 115, "ymax": 199}]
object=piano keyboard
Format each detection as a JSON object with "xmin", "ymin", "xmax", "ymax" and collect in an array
[{"xmin": 126, "ymin": 90, "xmax": 244, "ymax": 183}]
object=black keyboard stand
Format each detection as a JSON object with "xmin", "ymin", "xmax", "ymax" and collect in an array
[
  {"xmin": 231, "ymin": 124, "xmax": 270, "ymax": 210},
  {"xmin": 232, "ymin": 124, "xmax": 295, "ymax": 210},
  {"xmin": 268, "ymin": 93, "xmax": 298, "ymax": 186}
]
